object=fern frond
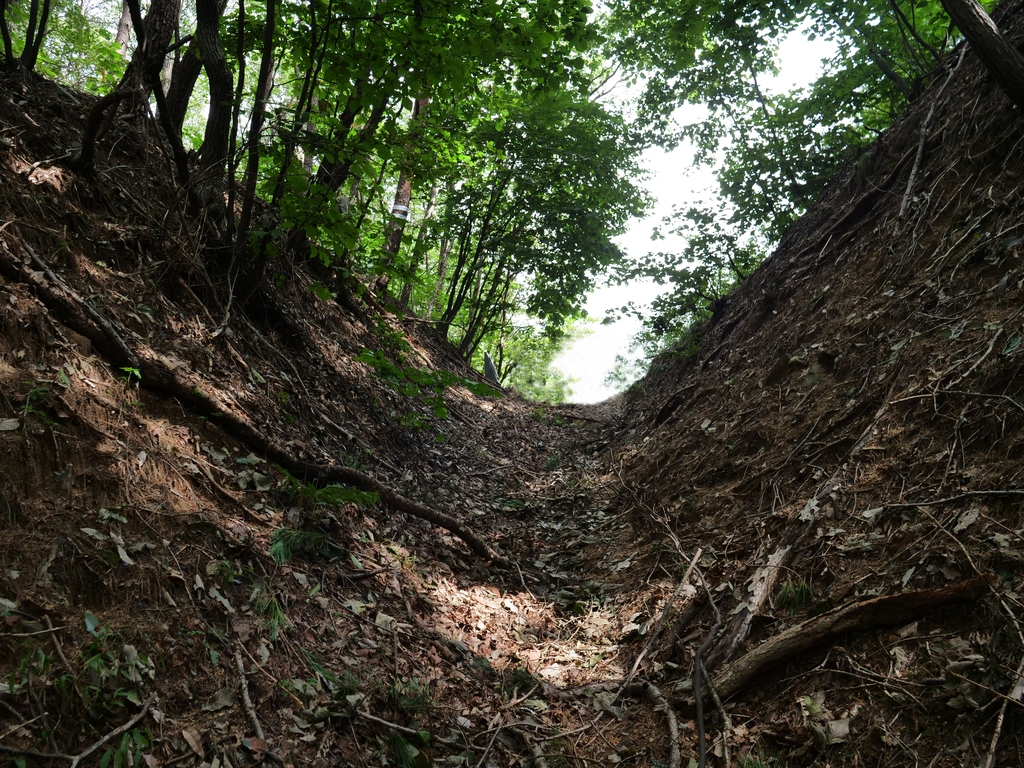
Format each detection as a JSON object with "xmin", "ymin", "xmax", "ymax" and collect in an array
[{"xmin": 269, "ymin": 527, "xmax": 344, "ymax": 564}]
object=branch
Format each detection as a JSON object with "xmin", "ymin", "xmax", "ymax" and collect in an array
[
  {"xmin": 710, "ymin": 575, "xmax": 994, "ymax": 702},
  {"xmin": 68, "ymin": 694, "xmax": 156, "ymax": 767}
]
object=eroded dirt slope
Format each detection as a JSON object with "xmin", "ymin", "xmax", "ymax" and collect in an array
[{"xmin": 3, "ymin": 9, "xmax": 1024, "ymax": 767}]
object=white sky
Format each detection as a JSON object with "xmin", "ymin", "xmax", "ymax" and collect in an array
[{"xmin": 552, "ymin": 29, "xmax": 837, "ymax": 403}]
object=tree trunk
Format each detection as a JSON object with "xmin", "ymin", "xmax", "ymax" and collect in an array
[
  {"xmin": 165, "ymin": 39, "xmax": 202, "ymax": 133},
  {"xmin": 115, "ymin": 0, "xmax": 133, "ymax": 54},
  {"xmin": 377, "ymin": 95, "xmax": 429, "ymax": 296},
  {"xmin": 399, "ymin": 182, "xmax": 438, "ymax": 308},
  {"xmin": 195, "ymin": 0, "xmax": 233, "ymax": 189},
  {"xmin": 121, "ymin": 0, "xmax": 182, "ymax": 97},
  {"xmin": 18, "ymin": 0, "xmax": 51, "ymax": 72},
  {"xmin": 940, "ymin": 0, "xmax": 1024, "ymax": 110},
  {"xmin": 230, "ymin": 0, "xmax": 277, "ymax": 293},
  {"xmin": 0, "ymin": 0, "xmax": 15, "ymax": 71}
]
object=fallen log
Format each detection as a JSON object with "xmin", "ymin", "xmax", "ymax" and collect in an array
[{"xmin": 710, "ymin": 573, "xmax": 995, "ymax": 702}]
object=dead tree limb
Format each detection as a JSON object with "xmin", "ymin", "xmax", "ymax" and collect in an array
[{"xmin": 710, "ymin": 574, "xmax": 994, "ymax": 702}]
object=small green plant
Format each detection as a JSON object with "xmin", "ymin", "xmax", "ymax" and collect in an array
[
  {"xmin": 775, "ymin": 577, "xmax": 815, "ymax": 615},
  {"xmin": 737, "ymin": 748, "xmax": 779, "ymax": 768},
  {"xmin": 543, "ymin": 454, "xmax": 562, "ymax": 470},
  {"xmin": 391, "ymin": 678, "xmax": 432, "ymax": 715},
  {"xmin": 22, "ymin": 384, "xmax": 54, "ymax": 423},
  {"xmin": 250, "ymin": 581, "xmax": 291, "ymax": 640},
  {"xmin": 282, "ymin": 471, "xmax": 380, "ymax": 510},
  {"xmin": 99, "ymin": 727, "xmax": 152, "ymax": 768},
  {"xmin": 358, "ymin": 349, "xmax": 500, "ymax": 423},
  {"xmin": 120, "ymin": 367, "xmax": 141, "ymax": 386},
  {"xmin": 388, "ymin": 732, "xmax": 431, "ymax": 768},
  {"xmin": 269, "ymin": 527, "xmax": 345, "ymax": 564}
]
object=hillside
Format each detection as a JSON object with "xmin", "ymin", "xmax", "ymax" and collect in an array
[{"xmin": 3, "ymin": 10, "xmax": 1024, "ymax": 768}]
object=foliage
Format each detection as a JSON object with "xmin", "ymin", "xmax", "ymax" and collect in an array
[
  {"xmin": 615, "ymin": 205, "xmax": 766, "ymax": 361},
  {"xmin": 7, "ymin": 0, "xmax": 994, "ymax": 395},
  {"xmin": 482, "ymin": 321, "xmax": 588, "ymax": 403},
  {"xmin": 270, "ymin": 527, "xmax": 345, "ymax": 564},
  {"xmin": 358, "ymin": 349, "xmax": 500, "ymax": 420},
  {"xmin": 250, "ymin": 581, "xmax": 291, "ymax": 639}
]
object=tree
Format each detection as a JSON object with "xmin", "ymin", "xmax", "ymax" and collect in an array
[
  {"xmin": 939, "ymin": 0, "xmax": 1024, "ymax": 110},
  {"xmin": 417, "ymin": 86, "xmax": 647, "ymax": 358}
]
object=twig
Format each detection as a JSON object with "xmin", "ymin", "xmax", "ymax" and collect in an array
[
  {"xmin": 0, "ymin": 715, "xmax": 43, "ymax": 743},
  {"xmin": 236, "ymin": 650, "xmax": 265, "ymax": 740},
  {"xmin": 900, "ymin": 50, "xmax": 964, "ymax": 218},
  {"xmin": 644, "ymin": 682, "xmax": 680, "ymax": 768},
  {"xmin": 885, "ymin": 489, "xmax": 1024, "ymax": 508},
  {"xmin": 694, "ymin": 569, "xmax": 723, "ymax": 768},
  {"xmin": 617, "ymin": 548, "xmax": 702, "ymax": 699},
  {"xmin": 477, "ymin": 720, "xmax": 502, "ymax": 766},
  {"xmin": 68, "ymin": 693, "xmax": 156, "ymax": 767},
  {"xmin": 522, "ymin": 732, "xmax": 549, "ymax": 768},
  {"xmin": 701, "ymin": 659, "xmax": 732, "ymax": 768},
  {"xmin": 355, "ymin": 710, "xmax": 464, "ymax": 749},
  {"xmin": 2, "ymin": 625, "xmax": 65, "ymax": 638},
  {"xmin": 0, "ymin": 744, "xmax": 72, "ymax": 760},
  {"xmin": 949, "ymin": 326, "xmax": 1004, "ymax": 387},
  {"xmin": 44, "ymin": 617, "xmax": 73, "ymax": 689}
]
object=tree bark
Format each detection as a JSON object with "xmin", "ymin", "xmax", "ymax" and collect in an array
[
  {"xmin": 940, "ymin": 0, "xmax": 1024, "ymax": 110},
  {"xmin": 0, "ymin": 0, "xmax": 15, "ymax": 71},
  {"xmin": 18, "ymin": 0, "xmax": 51, "ymax": 72},
  {"xmin": 121, "ymin": 0, "xmax": 182, "ymax": 98},
  {"xmin": 164, "ymin": 38, "xmax": 202, "ymax": 133},
  {"xmin": 115, "ymin": 0, "xmax": 133, "ymax": 54},
  {"xmin": 195, "ymin": 0, "xmax": 233, "ymax": 188},
  {"xmin": 377, "ymin": 95, "xmax": 429, "ymax": 296}
]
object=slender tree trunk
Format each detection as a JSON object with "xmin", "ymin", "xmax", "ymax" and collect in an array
[
  {"xmin": 399, "ymin": 182, "xmax": 438, "ymax": 308},
  {"xmin": 230, "ymin": 0, "xmax": 277, "ymax": 293},
  {"xmin": 0, "ymin": 0, "xmax": 15, "ymax": 71},
  {"xmin": 18, "ymin": 0, "xmax": 51, "ymax": 72},
  {"xmin": 115, "ymin": 0, "xmax": 133, "ymax": 54},
  {"xmin": 121, "ymin": 0, "xmax": 182, "ymax": 98},
  {"xmin": 377, "ymin": 95, "xmax": 429, "ymax": 296},
  {"xmin": 940, "ymin": 0, "xmax": 1024, "ymax": 111},
  {"xmin": 426, "ymin": 234, "xmax": 451, "ymax": 318}
]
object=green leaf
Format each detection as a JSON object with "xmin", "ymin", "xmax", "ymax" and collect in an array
[{"xmin": 84, "ymin": 611, "xmax": 101, "ymax": 636}]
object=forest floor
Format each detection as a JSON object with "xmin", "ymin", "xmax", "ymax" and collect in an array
[{"xmin": 5, "ymin": 10, "xmax": 1024, "ymax": 768}]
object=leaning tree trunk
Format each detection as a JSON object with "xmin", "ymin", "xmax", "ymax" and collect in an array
[
  {"xmin": 115, "ymin": 0, "xmax": 133, "ymax": 53},
  {"xmin": 229, "ymin": 0, "xmax": 276, "ymax": 295},
  {"xmin": 940, "ymin": 0, "xmax": 1024, "ymax": 110}
]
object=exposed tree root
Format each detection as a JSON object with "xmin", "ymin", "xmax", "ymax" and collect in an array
[{"xmin": 0, "ymin": 236, "xmax": 508, "ymax": 567}]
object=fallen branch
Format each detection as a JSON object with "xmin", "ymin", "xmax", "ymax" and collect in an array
[
  {"xmin": 68, "ymin": 693, "xmax": 156, "ymax": 767},
  {"xmin": 355, "ymin": 710, "xmax": 464, "ymax": 749},
  {"xmin": 710, "ymin": 574, "xmax": 994, "ymax": 702},
  {"xmin": 236, "ymin": 650, "xmax": 265, "ymax": 740},
  {"xmin": 617, "ymin": 547, "xmax": 702, "ymax": 700},
  {"xmin": 621, "ymin": 681, "xmax": 681, "ymax": 768},
  {"xmin": 693, "ymin": 570, "xmax": 722, "ymax": 768},
  {"xmin": 900, "ymin": 49, "xmax": 965, "ymax": 218},
  {"xmin": 0, "ymin": 239, "xmax": 506, "ymax": 567}
]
